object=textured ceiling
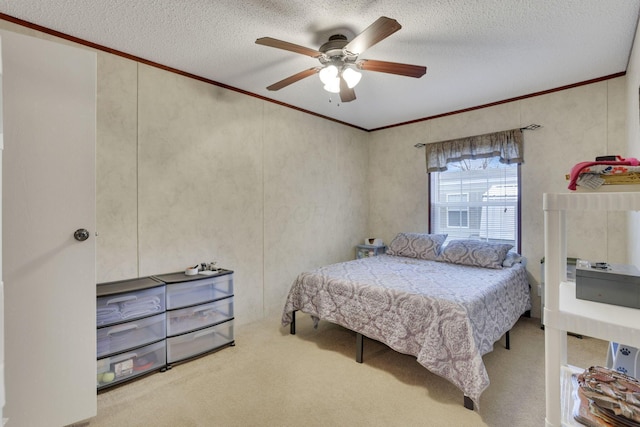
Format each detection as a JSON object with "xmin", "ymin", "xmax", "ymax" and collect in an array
[{"xmin": 1, "ymin": 0, "xmax": 639, "ymax": 130}]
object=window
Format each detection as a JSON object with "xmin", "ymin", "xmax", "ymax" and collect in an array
[
  {"xmin": 446, "ymin": 193, "xmax": 469, "ymax": 228},
  {"xmin": 429, "ymin": 157, "xmax": 520, "ymax": 251}
]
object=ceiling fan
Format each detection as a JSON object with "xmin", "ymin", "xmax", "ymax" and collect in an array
[{"xmin": 255, "ymin": 16, "xmax": 427, "ymax": 103}]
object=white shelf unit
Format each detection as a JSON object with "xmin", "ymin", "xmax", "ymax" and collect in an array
[{"xmin": 543, "ymin": 191, "xmax": 640, "ymax": 426}]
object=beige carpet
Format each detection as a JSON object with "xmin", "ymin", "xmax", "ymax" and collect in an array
[{"xmin": 84, "ymin": 314, "xmax": 607, "ymax": 427}]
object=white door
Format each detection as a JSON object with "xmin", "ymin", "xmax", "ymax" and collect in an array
[{"xmin": 1, "ymin": 30, "xmax": 96, "ymax": 426}]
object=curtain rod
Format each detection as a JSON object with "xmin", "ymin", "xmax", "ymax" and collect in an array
[{"xmin": 413, "ymin": 123, "xmax": 542, "ymax": 148}]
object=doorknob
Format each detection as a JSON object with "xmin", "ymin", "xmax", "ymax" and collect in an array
[{"xmin": 74, "ymin": 228, "xmax": 90, "ymax": 242}]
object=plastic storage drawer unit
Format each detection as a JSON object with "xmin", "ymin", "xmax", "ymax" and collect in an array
[
  {"xmin": 97, "ymin": 313, "xmax": 166, "ymax": 358},
  {"xmin": 97, "ymin": 277, "xmax": 165, "ymax": 326},
  {"xmin": 166, "ymin": 320, "xmax": 234, "ymax": 363},
  {"xmin": 157, "ymin": 270, "xmax": 233, "ymax": 310},
  {"xmin": 97, "ymin": 340, "xmax": 167, "ymax": 389},
  {"xmin": 166, "ymin": 297, "xmax": 233, "ymax": 336},
  {"xmin": 356, "ymin": 244, "xmax": 387, "ymax": 259}
]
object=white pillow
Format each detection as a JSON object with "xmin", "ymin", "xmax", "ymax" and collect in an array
[{"xmin": 502, "ymin": 251, "xmax": 523, "ymax": 267}]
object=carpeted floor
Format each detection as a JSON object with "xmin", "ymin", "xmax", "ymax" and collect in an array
[{"xmin": 84, "ymin": 314, "xmax": 607, "ymax": 427}]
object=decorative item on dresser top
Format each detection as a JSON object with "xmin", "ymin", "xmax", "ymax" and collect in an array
[
  {"xmin": 153, "ymin": 269, "xmax": 235, "ymax": 367},
  {"xmin": 543, "ymin": 191, "xmax": 640, "ymax": 426},
  {"xmin": 96, "ymin": 277, "xmax": 168, "ymax": 390}
]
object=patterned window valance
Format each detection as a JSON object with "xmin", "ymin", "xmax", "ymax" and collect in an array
[{"xmin": 425, "ymin": 128, "xmax": 524, "ymax": 173}]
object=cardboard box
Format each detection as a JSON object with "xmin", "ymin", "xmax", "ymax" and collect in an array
[{"xmin": 576, "ymin": 262, "xmax": 640, "ymax": 309}]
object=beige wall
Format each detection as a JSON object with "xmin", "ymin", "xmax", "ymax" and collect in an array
[
  {"xmin": 2, "ymin": 19, "xmax": 635, "ymax": 324},
  {"xmin": 368, "ymin": 78, "xmax": 628, "ymax": 318},
  {"xmin": 97, "ymin": 54, "xmax": 138, "ymax": 280},
  {"xmin": 99, "ymin": 60, "xmax": 369, "ymax": 325}
]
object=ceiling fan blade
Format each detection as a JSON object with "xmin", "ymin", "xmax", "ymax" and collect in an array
[
  {"xmin": 357, "ymin": 59, "xmax": 427, "ymax": 78},
  {"xmin": 266, "ymin": 67, "xmax": 321, "ymax": 91},
  {"xmin": 256, "ymin": 37, "xmax": 324, "ymax": 58},
  {"xmin": 339, "ymin": 77, "xmax": 356, "ymax": 103},
  {"xmin": 344, "ymin": 17, "xmax": 402, "ymax": 55}
]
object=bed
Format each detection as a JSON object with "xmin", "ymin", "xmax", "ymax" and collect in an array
[{"xmin": 281, "ymin": 234, "xmax": 532, "ymax": 410}]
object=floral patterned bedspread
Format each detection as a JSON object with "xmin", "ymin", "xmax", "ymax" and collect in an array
[{"xmin": 281, "ymin": 254, "xmax": 531, "ymax": 406}]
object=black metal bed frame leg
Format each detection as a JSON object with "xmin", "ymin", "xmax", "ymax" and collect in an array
[
  {"xmin": 290, "ymin": 310, "xmax": 296, "ymax": 335},
  {"xmin": 505, "ymin": 330, "xmax": 510, "ymax": 350},
  {"xmin": 293, "ymin": 318, "xmax": 475, "ymax": 410},
  {"xmin": 464, "ymin": 396, "xmax": 474, "ymax": 410}
]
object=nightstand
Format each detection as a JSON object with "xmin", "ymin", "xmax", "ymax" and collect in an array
[{"xmin": 356, "ymin": 244, "xmax": 386, "ymax": 259}]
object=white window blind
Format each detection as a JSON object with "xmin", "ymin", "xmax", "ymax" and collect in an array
[
  {"xmin": 446, "ymin": 193, "xmax": 469, "ymax": 228},
  {"xmin": 430, "ymin": 157, "xmax": 519, "ymax": 249}
]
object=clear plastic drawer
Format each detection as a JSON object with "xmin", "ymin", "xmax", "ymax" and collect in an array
[
  {"xmin": 167, "ymin": 297, "xmax": 233, "ymax": 336},
  {"xmin": 97, "ymin": 313, "xmax": 166, "ymax": 358},
  {"xmin": 166, "ymin": 320, "xmax": 234, "ymax": 363},
  {"xmin": 97, "ymin": 340, "xmax": 166, "ymax": 389},
  {"xmin": 165, "ymin": 275, "xmax": 233, "ymax": 309},
  {"xmin": 97, "ymin": 285, "xmax": 165, "ymax": 327}
]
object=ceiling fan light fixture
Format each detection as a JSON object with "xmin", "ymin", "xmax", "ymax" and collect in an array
[
  {"xmin": 318, "ymin": 65, "xmax": 338, "ymax": 85},
  {"xmin": 342, "ymin": 67, "xmax": 362, "ymax": 89},
  {"xmin": 319, "ymin": 64, "xmax": 362, "ymax": 93},
  {"xmin": 323, "ymin": 79, "xmax": 341, "ymax": 93},
  {"xmin": 257, "ymin": 17, "xmax": 425, "ymax": 102}
]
